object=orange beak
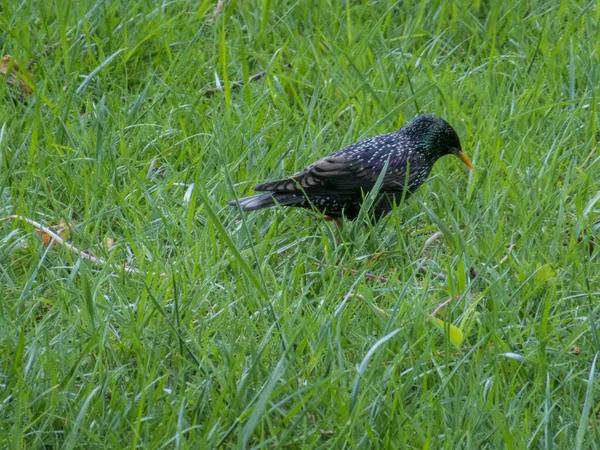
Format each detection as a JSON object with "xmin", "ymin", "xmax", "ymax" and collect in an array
[{"xmin": 453, "ymin": 149, "xmax": 474, "ymax": 170}]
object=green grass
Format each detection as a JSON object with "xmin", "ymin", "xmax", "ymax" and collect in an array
[{"xmin": 1, "ymin": 0, "xmax": 599, "ymax": 448}]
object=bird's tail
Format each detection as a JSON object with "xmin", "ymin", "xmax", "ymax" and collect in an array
[{"xmin": 227, "ymin": 193, "xmax": 303, "ymax": 211}]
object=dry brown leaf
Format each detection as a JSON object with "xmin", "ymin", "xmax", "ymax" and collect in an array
[
  {"xmin": 37, "ymin": 219, "xmax": 74, "ymax": 247},
  {"xmin": 367, "ymin": 250, "xmax": 385, "ymax": 264},
  {"xmin": 1, "ymin": 55, "xmax": 34, "ymax": 96},
  {"xmin": 2, "ymin": 215, "xmax": 163, "ymax": 277}
]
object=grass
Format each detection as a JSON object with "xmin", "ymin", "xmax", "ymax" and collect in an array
[{"xmin": 0, "ymin": 0, "xmax": 599, "ymax": 448}]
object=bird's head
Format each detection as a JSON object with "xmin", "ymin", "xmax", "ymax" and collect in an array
[{"xmin": 405, "ymin": 114, "xmax": 473, "ymax": 169}]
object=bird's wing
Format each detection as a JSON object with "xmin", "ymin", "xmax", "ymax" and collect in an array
[{"xmin": 254, "ymin": 133, "xmax": 411, "ymax": 194}]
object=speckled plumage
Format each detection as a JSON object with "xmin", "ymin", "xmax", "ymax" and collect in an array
[{"xmin": 228, "ymin": 114, "xmax": 473, "ymax": 220}]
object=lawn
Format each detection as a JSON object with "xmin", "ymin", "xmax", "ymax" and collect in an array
[{"xmin": 1, "ymin": 0, "xmax": 599, "ymax": 448}]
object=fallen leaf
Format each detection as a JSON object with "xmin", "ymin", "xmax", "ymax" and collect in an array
[
  {"xmin": 432, "ymin": 317, "xmax": 463, "ymax": 347},
  {"xmin": 36, "ymin": 219, "xmax": 74, "ymax": 247},
  {"xmin": 367, "ymin": 250, "xmax": 385, "ymax": 264},
  {"xmin": 1, "ymin": 55, "xmax": 34, "ymax": 96},
  {"xmin": 533, "ymin": 263, "xmax": 557, "ymax": 286}
]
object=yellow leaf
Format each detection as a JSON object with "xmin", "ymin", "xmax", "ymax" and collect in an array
[
  {"xmin": 533, "ymin": 263, "xmax": 557, "ymax": 285},
  {"xmin": 432, "ymin": 317, "xmax": 463, "ymax": 347}
]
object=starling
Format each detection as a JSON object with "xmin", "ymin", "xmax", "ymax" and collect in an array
[{"xmin": 228, "ymin": 114, "xmax": 473, "ymax": 220}]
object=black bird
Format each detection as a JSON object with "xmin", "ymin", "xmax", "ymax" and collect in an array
[{"xmin": 228, "ymin": 114, "xmax": 473, "ymax": 220}]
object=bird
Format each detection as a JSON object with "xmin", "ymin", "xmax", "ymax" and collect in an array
[{"xmin": 227, "ymin": 114, "xmax": 473, "ymax": 220}]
